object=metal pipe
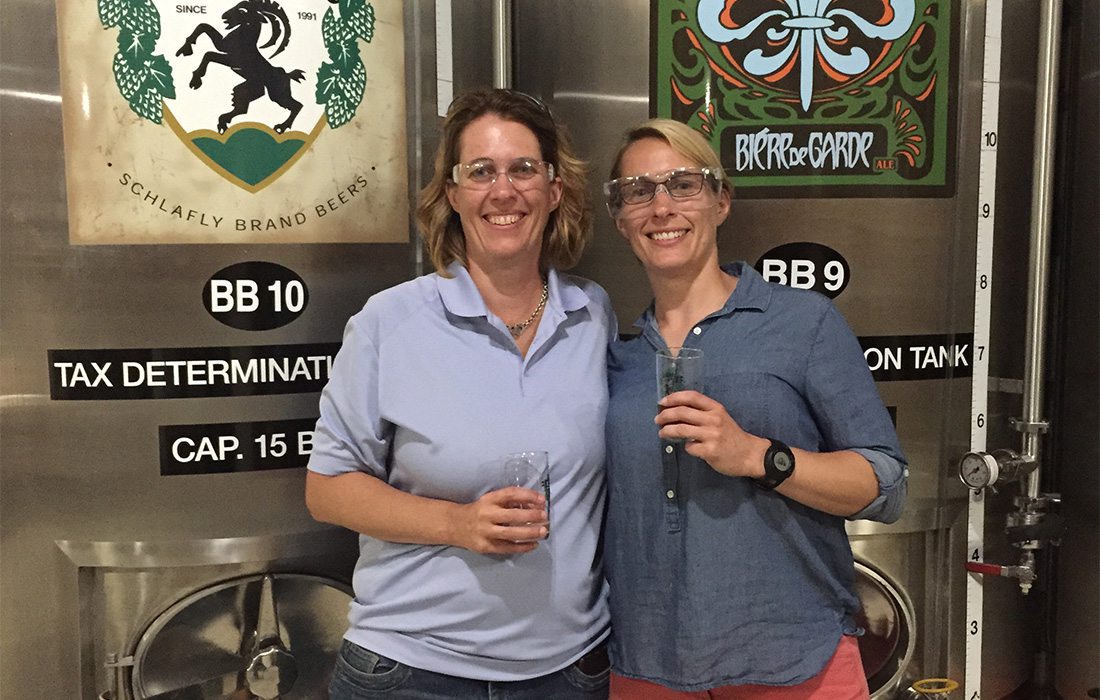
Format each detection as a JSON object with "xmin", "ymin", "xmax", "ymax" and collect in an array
[
  {"xmin": 491, "ymin": 0, "xmax": 513, "ymax": 88},
  {"xmin": 1021, "ymin": 0, "xmax": 1063, "ymax": 498},
  {"xmin": 409, "ymin": 0, "xmax": 424, "ymax": 277}
]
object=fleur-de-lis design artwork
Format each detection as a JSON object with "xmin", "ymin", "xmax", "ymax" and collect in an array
[{"xmin": 697, "ymin": 0, "xmax": 915, "ymax": 112}]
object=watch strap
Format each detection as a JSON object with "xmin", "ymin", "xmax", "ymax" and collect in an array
[{"xmin": 755, "ymin": 438, "xmax": 795, "ymax": 490}]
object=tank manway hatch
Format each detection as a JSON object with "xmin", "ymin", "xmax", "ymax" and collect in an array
[{"xmin": 127, "ymin": 573, "xmax": 349, "ymax": 699}]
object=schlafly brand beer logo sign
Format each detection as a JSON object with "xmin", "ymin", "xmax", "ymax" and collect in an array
[
  {"xmin": 99, "ymin": 0, "xmax": 375, "ymax": 191},
  {"xmin": 652, "ymin": 0, "xmax": 956, "ymax": 197},
  {"xmin": 57, "ymin": 0, "xmax": 407, "ymax": 244}
]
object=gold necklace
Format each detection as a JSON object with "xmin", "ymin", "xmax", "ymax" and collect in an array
[{"xmin": 506, "ymin": 281, "xmax": 549, "ymax": 338}]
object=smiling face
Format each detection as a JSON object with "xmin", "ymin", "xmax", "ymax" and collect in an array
[
  {"xmin": 446, "ymin": 114, "xmax": 562, "ymax": 274},
  {"xmin": 613, "ymin": 137, "xmax": 730, "ymax": 277}
]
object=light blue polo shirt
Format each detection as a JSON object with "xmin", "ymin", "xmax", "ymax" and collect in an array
[{"xmin": 308, "ymin": 262, "xmax": 615, "ymax": 681}]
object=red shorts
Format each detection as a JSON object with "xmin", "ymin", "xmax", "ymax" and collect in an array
[{"xmin": 610, "ymin": 635, "xmax": 869, "ymax": 700}]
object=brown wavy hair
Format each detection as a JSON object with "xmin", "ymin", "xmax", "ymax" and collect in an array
[{"xmin": 415, "ymin": 89, "xmax": 591, "ymax": 276}]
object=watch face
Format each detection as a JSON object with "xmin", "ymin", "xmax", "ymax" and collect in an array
[{"xmin": 773, "ymin": 451, "xmax": 792, "ymax": 472}]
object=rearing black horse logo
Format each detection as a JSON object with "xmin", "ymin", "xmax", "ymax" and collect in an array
[{"xmin": 176, "ymin": 0, "xmax": 304, "ymax": 134}]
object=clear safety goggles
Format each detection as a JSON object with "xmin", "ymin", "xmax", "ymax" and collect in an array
[
  {"xmin": 604, "ymin": 168, "xmax": 722, "ymax": 217},
  {"xmin": 451, "ymin": 158, "xmax": 555, "ymax": 191}
]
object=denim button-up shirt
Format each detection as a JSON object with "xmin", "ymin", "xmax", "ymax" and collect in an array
[{"xmin": 605, "ymin": 262, "xmax": 907, "ymax": 690}]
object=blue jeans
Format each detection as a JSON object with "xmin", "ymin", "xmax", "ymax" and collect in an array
[{"xmin": 329, "ymin": 639, "xmax": 610, "ymax": 699}]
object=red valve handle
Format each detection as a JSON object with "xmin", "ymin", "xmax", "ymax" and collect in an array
[{"xmin": 966, "ymin": 561, "xmax": 1004, "ymax": 576}]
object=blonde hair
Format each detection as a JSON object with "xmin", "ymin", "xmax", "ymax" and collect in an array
[
  {"xmin": 608, "ymin": 118, "xmax": 732, "ymax": 195},
  {"xmin": 415, "ymin": 89, "xmax": 591, "ymax": 276}
]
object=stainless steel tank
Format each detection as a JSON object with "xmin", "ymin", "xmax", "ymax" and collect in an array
[
  {"xmin": 0, "ymin": 0, "xmax": 437, "ymax": 697},
  {"xmin": 509, "ymin": 0, "xmax": 1090, "ymax": 696},
  {"xmin": 3, "ymin": 0, "xmax": 1096, "ymax": 698}
]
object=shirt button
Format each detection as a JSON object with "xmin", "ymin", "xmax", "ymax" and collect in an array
[
  {"xmin": 666, "ymin": 490, "xmax": 675, "ymax": 499},
  {"xmin": 665, "ymin": 445, "xmax": 673, "ymax": 454},
  {"xmin": 692, "ymin": 327, "xmax": 702, "ymax": 335}
]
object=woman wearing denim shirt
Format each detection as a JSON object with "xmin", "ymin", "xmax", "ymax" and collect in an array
[{"xmin": 601, "ymin": 119, "xmax": 907, "ymax": 699}]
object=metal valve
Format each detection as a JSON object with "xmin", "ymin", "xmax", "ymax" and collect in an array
[
  {"xmin": 965, "ymin": 493, "xmax": 1065, "ymax": 594},
  {"xmin": 957, "ymin": 448, "xmax": 1036, "ymax": 491},
  {"xmin": 965, "ymin": 552, "xmax": 1038, "ymax": 594},
  {"xmin": 1006, "ymin": 494, "xmax": 1064, "ymax": 551}
]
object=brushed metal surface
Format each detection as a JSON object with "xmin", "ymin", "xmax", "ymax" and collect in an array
[
  {"xmin": 130, "ymin": 574, "xmax": 350, "ymax": 700},
  {"xmin": 853, "ymin": 560, "xmax": 918, "ymax": 698},
  {"xmin": 514, "ymin": 0, "xmax": 983, "ymax": 689},
  {"xmin": 0, "ymin": 2, "xmax": 428, "ymax": 699},
  {"xmin": 2, "ymin": 1, "xmax": 1096, "ymax": 698},
  {"xmin": 56, "ymin": 529, "xmax": 356, "ymax": 569}
]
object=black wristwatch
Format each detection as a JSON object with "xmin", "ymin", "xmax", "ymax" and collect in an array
[{"xmin": 755, "ymin": 439, "xmax": 796, "ymax": 490}]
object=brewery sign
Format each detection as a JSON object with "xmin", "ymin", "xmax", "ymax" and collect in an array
[
  {"xmin": 652, "ymin": 0, "xmax": 957, "ymax": 197},
  {"xmin": 56, "ymin": 0, "xmax": 409, "ymax": 243}
]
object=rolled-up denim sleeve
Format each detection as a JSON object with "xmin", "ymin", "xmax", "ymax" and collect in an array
[
  {"xmin": 848, "ymin": 448, "xmax": 908, "ymax": 523},
  {"xmin": 805, "ymin": 301, "xmax": 909, "ymax": 524}
]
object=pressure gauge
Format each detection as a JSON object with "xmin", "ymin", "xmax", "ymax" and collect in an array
[{"xmin": 959, "ymin": 452, "xmax": 999, "ymax": 490}]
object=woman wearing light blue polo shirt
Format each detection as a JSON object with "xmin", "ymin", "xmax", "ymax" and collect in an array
[{"xmin": 306, "ymin": 89, "xmax": 613, "ymax": 699}]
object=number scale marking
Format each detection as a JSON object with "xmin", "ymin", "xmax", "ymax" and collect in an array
[{"xmin": 966, "ymin": 2, "xmax": 1003, "ymax": 697}]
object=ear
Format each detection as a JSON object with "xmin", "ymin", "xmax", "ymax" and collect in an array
[
  {"xmin": 614, "ymin": 212, "xmax": 630, "ymax": 240},
  {"xmin": 714, "ymin": 186, "xmax": 732, "ymax": 225},
  {"xmin": 445, "ymin": 181, "xmax": 459, "ymax": 210},
  {"xmin": 548, "ymin": 177, "xmax": 563, "ymax": 212}
]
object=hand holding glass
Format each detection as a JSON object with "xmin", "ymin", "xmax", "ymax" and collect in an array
[
  {"xmin": 656, "ymin": 347, "xmax": 704, "ymax": 443},
  {"xmin": 499, "ymin": 451, "xmax": 550, "ymax": 540}
]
